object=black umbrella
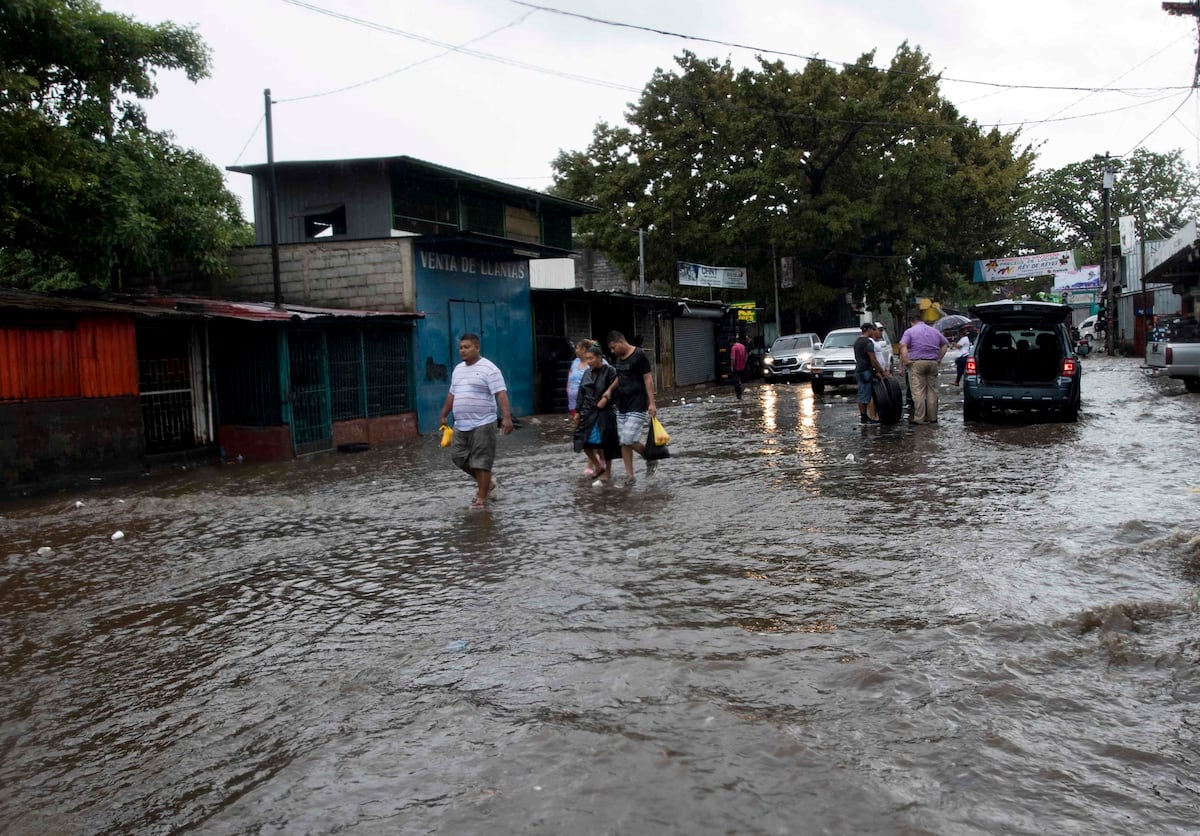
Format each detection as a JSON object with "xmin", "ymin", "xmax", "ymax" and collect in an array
[{"xmin": 932, "ymin": 314, "xmax": 972, "ymax": 333}]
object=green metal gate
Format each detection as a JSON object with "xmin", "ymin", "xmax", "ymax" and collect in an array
[{"xmin": 287, "ymin": 331, "xmax": 333, "ymax": 455}]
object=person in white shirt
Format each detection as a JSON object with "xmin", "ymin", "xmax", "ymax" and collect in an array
[
  {"xmin": 953, "ymin": 331, "xmax": 972, "ymax": 386},
  {"xmin": 438, "ymin": 333, "xmax": 514, "ymax": 508}
]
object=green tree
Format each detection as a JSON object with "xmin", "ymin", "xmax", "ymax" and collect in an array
[
  {"xmin": 551, "ymin": 47, "xmax": 1034, "ymax": 328},
  {"xmin": 0, "ymin": 0, "xmax": 246, "ymax": 291},
  {"xmin": 1020, "ymin": 148, "xmax": 1200, "ymax": 264}
]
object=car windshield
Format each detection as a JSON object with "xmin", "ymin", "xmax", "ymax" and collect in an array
[
  {"xmin": 821, "ymin": 332, "xmax": 859, "ymax": 349},
  {"xmin": 771, "ymin": 336, "xmax": 812, "ymax": 352}
]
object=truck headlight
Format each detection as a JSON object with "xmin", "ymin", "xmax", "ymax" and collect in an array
[{"xmin": 762, "ymin": 356, "xmax": 774, "ymax": 366}]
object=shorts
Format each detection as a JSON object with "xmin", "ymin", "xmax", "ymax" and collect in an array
[
  {"xmin": 855, "ymin": 369, "xmax": 875, "ymax": 404},
  {"xmin": 615, "ymin": 410, "xmax": 649, "ymax": 446},
  {"xmin": 450, "ymin": 421, "xmax": 498, "ymax": 472}
]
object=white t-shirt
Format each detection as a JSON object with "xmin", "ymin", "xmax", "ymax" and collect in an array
[
  {"xmin": 956, "ymin": 335, "xmax": 970, "ymax": 352},
  {"xmin": 449, "ymin": 357, "xmax": 507, "ymax": 430}
]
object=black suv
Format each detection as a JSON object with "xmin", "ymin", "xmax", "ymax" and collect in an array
[{"xmin": 962, "ymin": 301, "xmax": 1081, "ymax": 422}]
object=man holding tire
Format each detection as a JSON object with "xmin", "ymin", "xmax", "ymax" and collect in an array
[{"xmin": 854, "ymin": 323, "xmax": 890, "ymax": 425}]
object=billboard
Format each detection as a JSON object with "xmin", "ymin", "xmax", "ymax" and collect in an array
[
  {"xmin": 1052, "ymin": 265, "xmax": 1101, "ymax": 293},
  {"xmin": 972, "ymin": 250, "xmax": 1078, "ymax": 283},
  {"xmin": 678, "ymin": 261, "xmax": 748, "ymax": 289}
]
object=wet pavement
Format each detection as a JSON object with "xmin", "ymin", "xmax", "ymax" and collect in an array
[{"xmin": 2, "ymin": 356, "xmax": 1199, "ymax": 834}]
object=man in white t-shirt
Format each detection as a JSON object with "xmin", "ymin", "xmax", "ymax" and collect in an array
[{"xmin": 438, "ymin": 333, "xmax": 514, "ymax": 508}]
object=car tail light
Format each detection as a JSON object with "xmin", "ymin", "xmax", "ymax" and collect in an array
[
  {"xmin": 1060, "ymin": 358, "xmax": 1078, "ymax": 377},
  {"xmin": 965, "ymin": 356, "xmax": 977, "ymax": 375},
  {"xmin": 1166, "ymin": 346, "xmax": 1173, "ymax": 364}
]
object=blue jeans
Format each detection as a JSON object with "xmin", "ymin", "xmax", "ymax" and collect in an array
[{"xmin": 855, "ymin": 369, "xmax": 875, "ymax": 404}]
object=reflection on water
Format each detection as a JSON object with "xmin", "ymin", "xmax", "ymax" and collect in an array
[{"xmin": 2, "ymin": 359, "xmax": 1198, "ymax": 834}]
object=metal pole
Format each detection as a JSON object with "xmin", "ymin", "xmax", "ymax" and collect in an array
[
  {"xmin": 1102, "ymin": 154, "xmax": 1114, "ymax": 355},
  {"xmin": 772, "ymin": 244, "xmax": 780, "ymax": 339},
  {"xmin": 1140, "ymin": 210, "xmax": 1149, "ymax": 352},
  {"xmin": 264, "ymin": 88, "xmax": 283, "ymax": 309},
  {"xmin": 638, "ymin": 228, "xmax": 645, "ymax": 294}
]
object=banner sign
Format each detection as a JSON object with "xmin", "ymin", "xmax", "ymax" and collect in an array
[
  {"xmin": 971, "ymin": 250, "xmax": 1078, "ymax": 283},
  {"xmin": 1052, "ymin": 265, "xmax": 1101, "ymax": 293},
  {"xmin": 678, "ymin": 261, "xmax": 748, "ymax": 289},
  {"xmin": 1118, "ymin": 216, "xmax": 1136, "ymax": 256},
  {"xmin": 731, "ymin": 300, "xmax": 757, "ymax": 323},
  {"xmin": 780, "ymin": 256, "xmax": 794, "ymax": 289}
]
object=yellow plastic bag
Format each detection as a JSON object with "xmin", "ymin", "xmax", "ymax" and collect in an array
[
  {"xmin": 439, "ymin": 424, "xmax": 454, "ymax": 447},
  {"xmin": 651, "ymin": 417, "xmax": 670, "ymax": 446}
]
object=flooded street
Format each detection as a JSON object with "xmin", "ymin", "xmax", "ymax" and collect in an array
[{"xmin": 3, "ymin": 356, "xmax": 1200, "ymax": 834}]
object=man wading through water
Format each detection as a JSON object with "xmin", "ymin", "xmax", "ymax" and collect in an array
[
  {"xmin": 603, "ymin": 331, "xmax": 657, "ymax": 485},
  {"xmin": 439, "ymin": 333, "xmax": 514, "ymax": 508}
]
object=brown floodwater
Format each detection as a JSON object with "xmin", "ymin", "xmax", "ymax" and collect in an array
[{"xmin": 2, "ymin": 356, "xmax": 1199, "ymax": 834}]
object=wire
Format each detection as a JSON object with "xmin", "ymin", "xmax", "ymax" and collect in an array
[
  {"xmin": 279, "ymin": 0, "xmax": 639, "ymax": 93},
  {"xmin": 511, "ymin": 0, "xmax": 1195, "ymax": 94},
  {"xmin": 277, "ymin": 9, "xmax": 536, "ymax": 103},
  {"xmin": 233, "ymin": 115, "xmax": 265, "ymax": 164},
  {"xmin": 1124, "ymin": 89, "xmax": 1197, "ymax": 155}
]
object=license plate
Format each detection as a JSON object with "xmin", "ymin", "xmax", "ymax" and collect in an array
[{"xmin": 831, "ymin": 371, "xmax": 845, "ymax": 379}]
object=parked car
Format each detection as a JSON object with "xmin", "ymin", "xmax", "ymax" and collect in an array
[
  {"xmin": 807, "ymin": 327, "xmax": 892, "ymax": 395},
  {"xmin": 762, "ymin": 333, "xmax": 821, "ymax": 382},
  {"xmin": 1078, "ymin": 314, "xmax": 1099, "ymax": 342},
  {"xmin": 962, "ymin": 301, "xmax": 1080, "ymax": 422},
  {"xmin": 1144, "ymin": 316, "xmax": 1200, "ymax": 392}
]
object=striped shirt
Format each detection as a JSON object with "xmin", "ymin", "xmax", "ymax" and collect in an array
[{"xmin": 449, "ymin": 357, "xmax": 507, "ymax": 430}]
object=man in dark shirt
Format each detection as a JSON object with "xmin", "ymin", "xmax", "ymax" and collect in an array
[
  {"xmin": 603, "ymin": 331, "xmax": 657, "ymax": 484},
  {"xmin": 854, "ymin": 322, "xmax": 889, "ymax": 424}
]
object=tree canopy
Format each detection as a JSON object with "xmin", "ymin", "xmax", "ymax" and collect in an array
[
  {"xmin": 551, "ymin": 47, "xmax": 1035, "ymax": 328},
  {"xmin": 1019, "ymin": 148, "xmax": 1200, "ymax": 264},
  {"xmin": 0, "ymin": 0, "xmax": 248, "ymax": 291}
]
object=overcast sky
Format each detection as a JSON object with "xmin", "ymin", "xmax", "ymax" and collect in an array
[{"xmin": 104, "ymin": 0, "xmax": 1200, "ymax": 221}]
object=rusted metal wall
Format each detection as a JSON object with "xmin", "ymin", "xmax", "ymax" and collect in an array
[{"xmin": 0, "ymin": 315, "xmax": 138, "ymax": 401}]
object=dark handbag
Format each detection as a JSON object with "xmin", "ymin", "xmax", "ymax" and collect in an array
[{"xmin": 643, "ymin": 421, "xmax": 671, "ymax": 460}]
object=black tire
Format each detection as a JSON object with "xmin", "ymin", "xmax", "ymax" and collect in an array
[
  {"xmin": 963, "ymin": 400, "xmax": 982, "ymax": 422},
  {"xmin": 1184, "ymin": 378, "xmax": 1200, "ymax": 393},
  {"xmin": 872, "ymin": 377, "xmax": 903, "ymax": 424},
  {"xmin": 811, "ymin": 377, "xmax": 825, "ymax": 395}
]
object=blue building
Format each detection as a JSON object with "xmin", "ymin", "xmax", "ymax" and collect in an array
[{"xmin": 227, "ymin": 155, "xmax": 594, "ymax": 434}]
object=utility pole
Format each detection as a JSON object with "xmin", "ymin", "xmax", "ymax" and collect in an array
[
  {"xmin": 264, "ymin": 89, "xmax": 283, "ymax": 310},
  {"xmin": 1162, "ymin": 2, "xmax": 1200, "ymax": 85},
  {"xmin": 637, "ymin": 228, "xmax": 645, "ymax": 294},
  {"xmin": 771, "ymin": 244, "xmax": 780, "ymax": 340},
  {"xmin": 1102, "ymin": 155, "xmax": 1115, "ymax": 355}
]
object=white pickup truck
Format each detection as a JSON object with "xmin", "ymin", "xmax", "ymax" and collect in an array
[{"xmin": 1144, "ymin": 317, "xmax": 1200, "ymax": 392}]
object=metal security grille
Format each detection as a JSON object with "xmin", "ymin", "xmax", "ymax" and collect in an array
[
  {"xmin": 212, "ymin": 326, "xmax": 281, "ymax": 426},
  {"xmin": 138, "ymin": 326, "xmax": 196, "ymax": 454},
  {"xmin": 363, "ymin": 328, "xmax": 410, "ymax": 415},
  {"xmin": 674, "ymin": 318, "xmax": 716, "ymax": 386},
  {"xmin": 328, "ymin": 330, "xmax": 365, "ymax": 421},
  {"xmin": 287, "ymin": 331, "xmax": 332, "ymax": 456}
]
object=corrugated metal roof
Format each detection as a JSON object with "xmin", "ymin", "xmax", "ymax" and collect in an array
[
  {"xmin": 144, "ymin": 296, "xmax": 424, "ymax": 323},
  {"xmin": 0, "ymin": 290, "xmax": 423, "ymax": 323},
  {"xmin": 227, "ymin": 154, "xmax": 596, "ymax": 215},
  {"xmin": 0, "ymin": 288, "xmax": 199, "ymax": 319}
]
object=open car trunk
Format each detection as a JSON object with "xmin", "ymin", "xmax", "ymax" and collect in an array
[{"xmin": 975, "ymin": 328, "xmax": 1064, "ymax": 384}]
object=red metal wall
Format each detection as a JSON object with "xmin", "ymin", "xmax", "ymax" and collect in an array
[{"xmin": 0, "ymin": 316, "xmax": 138, "ymax": 401}]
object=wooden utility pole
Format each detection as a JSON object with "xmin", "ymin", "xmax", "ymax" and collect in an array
[{"xmin": 1162, "ymin": 2, "xmax": 1200, "ymax": 85}]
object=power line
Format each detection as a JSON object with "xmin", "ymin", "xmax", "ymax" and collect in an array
[
  {"xmin": 511, "ymin": 0, "xmax": 1194, "ymax": 94},
  {"xmin": 279, "ymin": 0, "xmax": 639, "ymax": 93},
  {"xmin": 276, "ymin": 9, "xmax": 536, "ymax": 103},
  {"xmin": 233, "ymin": 115, "xmax": 265, "ymax": 164},
  {"xmin": 1124, "ymin": 88, "xmax": 1197, "ymax": 154}
]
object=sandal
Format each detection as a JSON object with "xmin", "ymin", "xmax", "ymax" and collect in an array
[
  {"xmin": 470, "ymin": 497, "xmax": 486, "ymax": 509},
  {"xmin": 583, "ymin": 467, "xmax": 596, "ymax": 477}
]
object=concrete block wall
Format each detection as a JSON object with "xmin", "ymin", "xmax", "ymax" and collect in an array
[
  {"xmin": 573, "ymin": 248, "xmax": 632, "ymax": 292},
  {"xmin": 226, "ymin": 239, "xmax": 416, "ymax": 311}
]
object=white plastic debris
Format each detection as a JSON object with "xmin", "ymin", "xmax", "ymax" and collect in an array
[
  {"xmin": 846, "ymin": 454, "xmax": 855, "ymax": 462},
  {"xmin": 111, "ymin": 530, "xmax": 125, "ymax": 541},
  {"xmin": 37, "ymin": 546, "xmax": 52, "ymax": 556},
  {"xmin": 75, "ymin": 501, "xmax": 84, "ymax": 508},
  {"xmin": 626, "ymin": 548, "xmax": 640, "ymax": 560},
  {"xmin": 592, "ymin": 479, "xmax": 603, "ymax": 488}
]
